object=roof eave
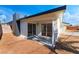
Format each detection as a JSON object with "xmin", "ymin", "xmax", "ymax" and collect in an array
[{"xmin": 17, "ymin": 5, "xmax": 66, "ymax": 21}]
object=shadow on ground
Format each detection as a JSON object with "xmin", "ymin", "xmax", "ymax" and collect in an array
[{"xmin": 53, "ymin": 41, "xmax": 79, "ymax": 54}]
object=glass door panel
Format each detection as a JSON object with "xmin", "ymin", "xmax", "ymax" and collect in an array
[
  {"xmin": 42, "ymin": 24, "xmax": 46, "ymax": 36},
  {"xmin": 47, "ymin": 23, "xmax": 52, "ymax": 37},
  {"xmin": 28, "ymin": 24, "xmax": 32, "ymax": 36},
  {"xmin": 42, "ymin": 23, "xmax": 52, "ymax": 37},
  {"xmin": 28, "ymin": 23, "xmax": 36, "ymax": 36},
  {"xmin": 33, "ymin": 24, "xmax": 36, "ymax": 35}
]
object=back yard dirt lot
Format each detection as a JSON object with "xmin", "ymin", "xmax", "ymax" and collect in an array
[
  {"xmin": 0, "ymin": 33, "xmax": 79, "ymax": 54},
  {"xmin": 0, "ymin": 33, "xmax": 53, "ymax": 54}
]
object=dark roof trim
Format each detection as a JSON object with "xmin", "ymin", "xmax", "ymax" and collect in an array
[{"xmin": 17, "ymin": 5, "xmax": 66, "ymax": 21}]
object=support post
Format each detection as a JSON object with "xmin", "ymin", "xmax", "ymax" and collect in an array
[
  {"xmin": 36, "ymin": 23, "xmax": 42, "ymax": 36},
  {"xmin": 52, "ymin": 21, "xmax": 55, "ymax": 47}
]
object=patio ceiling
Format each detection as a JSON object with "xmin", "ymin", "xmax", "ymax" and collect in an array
[{"xmin": 21, "ymin": 10, "xmax": 64, "ymax": 23}]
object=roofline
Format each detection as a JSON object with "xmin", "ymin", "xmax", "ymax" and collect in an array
[{"xmin": 17, "ymin": 5, "xmax": 66, "ymax": 21}]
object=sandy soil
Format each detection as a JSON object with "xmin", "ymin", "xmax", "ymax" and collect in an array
[
  {"xmin": 55, "ymin": 34, "xmax": 79, "ymax": 54},
  {"xmin": 0, "ymin": 33, "xmax": 79, "ymax": 54},
  {"xmin": 0, "ymin": 33, "xmax": 53, "ymax": 54}
]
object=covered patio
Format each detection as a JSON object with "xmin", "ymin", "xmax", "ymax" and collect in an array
[{"xmin": 20, "ymin": 6, "xmax": 65, "ymax": 47}]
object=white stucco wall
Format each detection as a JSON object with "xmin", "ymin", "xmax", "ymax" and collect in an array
[
  {"xmin": 20, "ymin": 21, "xmax": 28, "ymax": 38},
  {"xmin": 57, "ymin": 12, "xmax": 64, "ymax": 37},
  {"xmin": 51, "ymin": 11, "xmax": 65, "ymax": 47}
]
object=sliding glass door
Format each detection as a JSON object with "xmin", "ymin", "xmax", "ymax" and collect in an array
[
  {"xmin": 47, "ymin": 23, "xmax": 52, "ymax": 37},
  {"xmin": 42, "ymin": 23, "xmax": 52, "ymax": 37},
  {"xmin": 28, "ymin": 23, "xmax": 36, "ymax": 36}
]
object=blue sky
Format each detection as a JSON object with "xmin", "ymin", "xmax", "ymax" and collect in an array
[
  {"xmin": 0, "ymin": 5, "xmax": 79, "ymax": 25},
  {"xmin": 64, "ymin": 5, "xmax": 79, "ymax": 25},
  {"xmin": 0, "ymin": 5, "xmax": 62, "ymax": 23}
]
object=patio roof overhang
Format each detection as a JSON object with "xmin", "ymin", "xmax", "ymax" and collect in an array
[
  {"xmin": 18, "ymin": 6, "xmax": 66, "ymax": 23},
  {"xmin": 21, "ymin": 10, "xmax": 65, "ymax": 23}
]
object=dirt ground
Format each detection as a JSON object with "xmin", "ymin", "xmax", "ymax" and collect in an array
[
  {"xmin": 0, "ymin": 33, "xmax": 79, "ymax": 54},
  {"xmin": 0, "ymin": 33, "xmax": 53, "ymax": 54},
  {"xmin": 55, "ymin": 34, "xmax": 79, "ymax": 54}
]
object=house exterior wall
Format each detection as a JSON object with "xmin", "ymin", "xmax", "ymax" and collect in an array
[
  {"xmin": 51, "ymin": 10, "xmax": 65, "ymax": 47},
  {"xmin": 20, "ymin": 21, "xmax": 28, "ymax": 38},
  {"xmin": 57, "ymin": 14, "xmax": 63, "ymax": 37},
  {"xmin": 20, "ymin": 10, "xmax": 65, "ymax": 41},
  {"xmin": 56, "ymin": 10, "xmax": 65, "ymax": 37}
]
